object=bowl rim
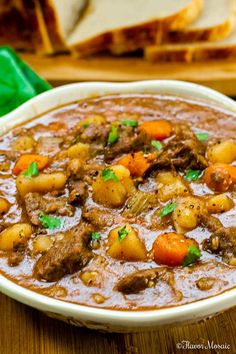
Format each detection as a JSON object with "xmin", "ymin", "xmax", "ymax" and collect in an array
[{"xmin": 1, "ymin": 79, "xmax": 236, "ymax": 327}]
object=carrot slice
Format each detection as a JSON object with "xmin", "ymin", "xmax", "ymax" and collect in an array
[
  {"xmin": 13, "ymin": 154, "xmax": 49, "ymax": 175},
  {"xmin": 153, "ymin": 233, "xmax": 198, "ymax": 266},
  {"xmin": 138, "ymin": 120, "xmax": 172, "ymax": 140},
  {"xmin": 118, "ymin": 152, "xmax": 155, "ymax": 177},
  {"xmin": 203, "ymin": 163, "xmax": 236, "ymax": 192}
]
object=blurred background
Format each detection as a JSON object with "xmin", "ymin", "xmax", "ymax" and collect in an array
[{"xmin": 1, "ymin": 0, "xmax": 236, "ymax": 93}]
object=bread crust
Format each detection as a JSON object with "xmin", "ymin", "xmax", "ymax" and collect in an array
[
  {"xmin": 0, "ymin": 0, "xmax": 32, "ymax": 50},
  {"xmin": 163, "ymin": 5, "xmax": 236, "ymax": 43},
  {"xmin": 29, "ymin": 0, "xmax": 54, "ymax": 53},
  {"xmin": 145, "ymin": 38, "xmax": 236, "ymax": 63},
  {"xmin": 0, "ymin": 0, "xmax": 53, "ymax": 53},
  {"xmin": 40, "ymin": 0, "xmax": 88, "ymax": 53},
  {"xmin": 39, "ymin": 0, "xmax": 67, "ymax": 52},
  {"xmin": 70, "ymin": 0, "xmax": 203, "ymax": 57}
]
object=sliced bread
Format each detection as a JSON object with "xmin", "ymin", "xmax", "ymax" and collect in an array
[
  {"xmin": 26, "ymin": 0, "xmax": 54, "ymax": 53},
  {"xmin": 162, "ymin": 0, "xmax": 236, "ymax": 43},
  {"xmin": 0, "ymin": 0, "xmax": 30, "ymax": 50},
  {"xmin": 39, "ymin": 0, "xmax": 88, "ymax": 52},
  {"xmin": 67, "ymin": 0, "xmax": 203, "ymax": 57},
  {"xmin": 145, "ymin": 27, "xmax": 236, "ymax": 62},
  {"xmin": 0, "ymin": 0, "xmax": 53, "ymax": 53}
]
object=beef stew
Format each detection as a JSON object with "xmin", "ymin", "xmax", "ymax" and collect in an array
[{"xmin": 0, "ymin": 93, "xmax": 235, "ymax": 310}]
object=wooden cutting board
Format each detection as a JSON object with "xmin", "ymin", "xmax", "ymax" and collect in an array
[{"xmin": 21, "ymin": 53, "xmax": 236, "ymax": 96}]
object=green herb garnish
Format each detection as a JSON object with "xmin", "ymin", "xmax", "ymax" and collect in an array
[
  {"xmin": 39, "ymin": 213, "xmax": 63, "ymax": 230},
  {"xmin": 151, "ymin": 140, "xmax": 163, "ymax": 151},
  {"xmin": 121, "ymin": 120, "xmax": 138, "ymax": 127},
  {"xmin": 22, "ymin": 162, "xmax": 39, "ymax": 178},
  {"xmin": 159, "ymin": 202, "xmax": 177, "ymax": 218},
  {"xmin": 108, "ymin": 125, "xmax": 119, "ymax": 144},
  {"xmin": 83, "ymin": 124, "xmax": 90, "ymax": 128},
  {"xmin": 71, "ymin": 135, "xmax": 80, "ymax": 145},
  {"xmin": 184, "ymin": 169, "xmax": 202, "ymax": 181},
  {"xmin": 118, "ymin": 225, "xmax": 128, "ymax": 242},
  {"xmin": 91, "ymin": 232, "xmax": 101, "ymax": 241},
  {"xmin": 183, "ymin": 245, "xmax": 202, "ymax": 266},
  {"xmin": 101, "ymin": 168, "xmax": 119, "ymax": 182},
  {"xmin": 195, "ymin": 132, "xmax": 209, "ymax": 142}
]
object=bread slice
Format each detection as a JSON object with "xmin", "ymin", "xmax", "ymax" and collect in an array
[
  {"xmin": 27, "ymin": 0, "xmax": 54, "ymax": 53},
  {"xmin": 39, "ymin": 0, "xmax": 88, "ymax": 52},
  {"xmin": 0, "ymin": 0, "xmax": 53, "ymax": 53},
  {"xmin": 145, "ymin": 27, "xmax": 236, "ymax": 62},
  {"xmin": 162, "ymin": 0, "xmax": 236, "ymax": 43},
  {"xmin": 67, "ymin": 0, "xmax": 203, "ymax": 57},
  {"xmin": 0, "ymin": 0, "xmax": 30, "ymax": 50}
]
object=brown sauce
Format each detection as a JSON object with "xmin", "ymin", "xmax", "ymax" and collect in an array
[{"xmin": 0, "ymin": 94, "xmax": 235, "ymax": 310}]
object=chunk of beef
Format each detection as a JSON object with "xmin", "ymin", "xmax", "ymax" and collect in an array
[
  {"xmin": 79, "ymin": 124, "xmax": 110, "ymax": 145},
  {"xmin": 0, "ymin": 149, "xmax": 19, "ymax": 161},
  {"xmin": 132, "ymin": 130, "xmax": 152, "ymax": 152},
  {"xmin": 8, "ymin": 233, "xmax": 30, "ymax": 266},
  {"xmin": 146, "ymin": 124, "xmax": 208, "ymax": 175},
  {"xmin": 104, "ymin": 125, "xmax": 134, "ymax": 161},
  {"xmin": 82, "ymin": 207, "xmax": 115, "ymax": 228},
  {"xmin": 25, "ymin": 192, "xmax": 74, "ymax": 225},
  {"xmin": 203, "ymin": 227, "xmax": 236, "ymax": 266},
  {"xmin": 104, "ymin": 127, "xmax": 153, "ymax": 162},
  {"xmin": 68, "ymin": 180, "xmax": 88, "ymax": 204},
  {"xmin": 200, "ymin": 213, "xmax": 236, "ymax": 265},
  {"xmin": 200, "ymin": 214, "xmax": 223, "ymax": 233},
  {"xmin": 115, "ymin": 267, "xmax": 168, "ymax": 294},
  {"xmin": 34, "ymin": 223, "xmax": 94, "ymax": 281}
]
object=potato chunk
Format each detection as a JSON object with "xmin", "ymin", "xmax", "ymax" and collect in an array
[
  {"xmin": 0, "ymin": 224, "xmax": 32, "ymax": 251},
  {"xmin": 77, "ymin": 114, "xmax": 106, "ymax": 128},
  {"xmin": 67, "ymin": 142, "xmax": 90, "ymax": 160},
  {"xmin": 80, "ymin": 270, "xmax": 99, "ymax": 287},
  {"xmin": 12, "ymin": 136, "xmax": 35, "ymax": 152},
  {"xmin": 16, "ymin": 173, "xmax": 67, "ymax": 197},
  {"xmin": 33, "ymin": 235, "xmax": 53, "ymax": 253},
  {"xmin": 173, "ymin": 196, "xmax": 205, "ymax": 233},
  {"xmin": 156, "ymin": 172, "xmax": 189, "ymax": 202},
  {"xmin": 92, "ymin": 165, "xmax": 133, "ymax": 208},
  {"xmin": 207, "ymin": 194, "xmax": 234, "ymax": 214},
  {"xmin": 207, "ymin": 141, "xmax": 236, "ymax": 164},
  {"xmin": 107, "ymin": 224, "xmax": 147, "ymax": 261},
  {"xmin": 0, "ymin": 198, "xmax": 11, "ymax": 215}
]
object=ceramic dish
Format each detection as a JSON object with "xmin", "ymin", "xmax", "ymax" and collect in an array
[{"xmin": 0, "ymin": 80, "xmax": 236, "ymax": 333}]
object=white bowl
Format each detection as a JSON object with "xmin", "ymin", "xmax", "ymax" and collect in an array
[{"xmin": 1, "ymin": 80, "xmax": 236, "ymax": 333}]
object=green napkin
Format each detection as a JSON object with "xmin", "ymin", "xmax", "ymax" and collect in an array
[{"xmin": 0, "ymin": 46, "xmax": 52, "ymax": 117}]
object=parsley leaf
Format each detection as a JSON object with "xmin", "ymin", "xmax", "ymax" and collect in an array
[
  {"xmin": 183, "ymin": 245, "xmax": 202, "ymax": 266},
  {"xmin": 83, "ymin": 124, "xmax": 90, "ymax": 128},
  {"xmin": 101, "ymin": 168, "xmax": 119, "ymax": 182},
  {"xmin": 118, "ymin": 225, "xmax": 128, "ymax": 242},
  {"xmin": 22, "ymin": 162, "xmax": 39, "ymax": 178},
  {"xmin": 159, "ymin": 202, "xmax": 177, "ymax": 218},
  {"xmin": 151, "ymin": 140, "xmax": 163, "ymax": 151},
  {"xmin": 108, "ymin": 125, "xmax": 119, "ymax": 144},
  {"xmin": 39, "ymin": 213, "xmax": 63, "ymax": 230},
  {"xmin": 91, "ymin": 232, "xmax": 101, "ymax": 241},
  {"xmin": 121, "ymin": 119, "xmax": 138, "ymax": 127},
  {"xmin": 195, "ymin": 132, "xmax": 209, "ymax": 142},
  {"xmin": 184, "ymin": 169, "xmax": 202, "ymax": 181}
]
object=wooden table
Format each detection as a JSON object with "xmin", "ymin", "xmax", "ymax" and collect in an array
[
  {"xmin": 21, "ymin": 53, "xmax": 236, "ymax": 96},
  {"xmin": 1, "ymin": 293, "xmax": 235, "ymax": 354}
]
